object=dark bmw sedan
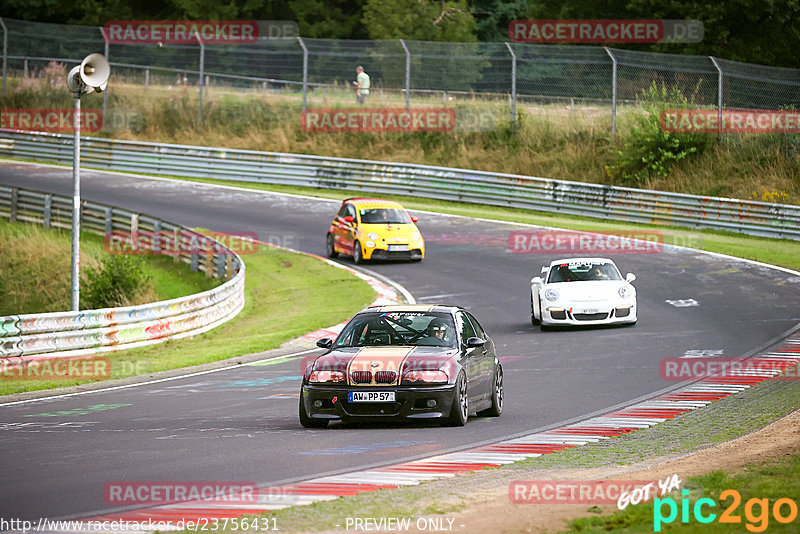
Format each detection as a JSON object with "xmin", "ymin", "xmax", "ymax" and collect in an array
[{"xmin": 299, "ymin": 305, "xmax": 503, "ymax": 427}]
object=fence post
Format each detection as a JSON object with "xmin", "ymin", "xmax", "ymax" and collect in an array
[
  {"xmin": 399, "ymin": 39, "xmax": 410, "ymax": 112},
  {"xmin": 99, "ymin": 27, "xmax": 110, "ymax": 126},
  {"xmin": 297, "ymin": 36, "xmax": 308, "ymax": 112},
  {"xmin": 195, "ymin": 31, "xmax": 204, "ymax": 124},
  {"xmin": 604, "ymin": 47, "xmax": 617, "ymax": 135},
  {"xmin": 505, "ymin": 42, "xmax": 517, "ymax": 127},
  {"xmin": 0, "ymin": 18, "xmax": 7, "ymax": 103},
  {"xmin": 709, "ymin": 56, "xmax": 723, "ymax": 142}
]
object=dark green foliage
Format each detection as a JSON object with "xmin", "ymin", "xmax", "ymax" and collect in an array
[{"xmin": 82, "ymin": 256, "xmax": 150, "ymax": 309}]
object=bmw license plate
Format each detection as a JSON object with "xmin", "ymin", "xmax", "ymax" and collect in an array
[
  {"xmin": 349, "ymin": 391, "xmax": 396, "ymax": 403},
  {"xmin": 388, "ymin": 244, "xmax": 409, "ymax": 252}
]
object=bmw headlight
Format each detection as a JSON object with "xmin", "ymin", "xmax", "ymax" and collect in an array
[
  {"xmin": 618, "ymin": 285, "xmax": 633, "ymax": 298},
  {"xmin": 366, "ymin": 240, "xmax": 376, "ymax": 248},
  {"xmin": 368, "ymin": 232, "xmax": 379, "ymax": 240},
  {"xmin": 413, "ymin": 232, "xmax": 421, "ymax": 241},
  {"xmin": 544, "ymin": 288, "xmax": 560, "ymax": 301}
]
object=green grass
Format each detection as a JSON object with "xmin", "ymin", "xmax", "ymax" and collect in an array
[
  {"xmin": 0, "ymin": 232, "xmax": 376, "ymax": 396},
  {"xmin": 563, "ymin": 455, "xmax": 800, "ymax": 532},
  {"xmin": 0, "ymin": 219, "xmax": 218, "ymax": 315}
]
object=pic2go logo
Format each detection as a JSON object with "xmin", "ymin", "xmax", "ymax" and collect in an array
[{"xmin": 654, "ymin": 489, "xmax": 799, "ymax": 532}]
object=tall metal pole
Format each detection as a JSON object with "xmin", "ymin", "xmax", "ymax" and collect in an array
[
  {"xmin": 71, "ymin": 92, "xmax": 81, "ymax": 310},
  {"xmin": 297, "ymin": 36, "xmax": 308, "ymax": 112},
  {"xmin": 400, "ymin": 39, "xmax": 410, "ymax": 112},
  {"xmin": 709, "ymin": 56, "xmax": 723, "ymax": 142},
  {"xmin": 604, "ymin": 47, "xmax": 617, "ymax": 136},
  {"xmin": 505, "ymin": 42, "xmax": 517, "ymax": 127},
  {"xmin": 0, "ymin": 18, "xmax": 7, "ymax": 103},
  {"xmin": 100, "ymin": 27, "xmax": 110, "ymax": 125},
  {"xmin": 195, "ymin": 31, "xmax": 204, "ymax": 124}
]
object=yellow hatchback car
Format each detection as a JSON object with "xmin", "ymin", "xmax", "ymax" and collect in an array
[{"xmin": 326, "ymin": 198, "xmax": 425, "ymax": 263}]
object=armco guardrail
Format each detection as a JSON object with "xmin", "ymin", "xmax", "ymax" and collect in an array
[
  {"xmin": 1, "ymin": 129, "xmax": 799, "ymax": 241},
  {"xmin": 0, "ymin": 184, "xmax": 245, "ymax": 359}
]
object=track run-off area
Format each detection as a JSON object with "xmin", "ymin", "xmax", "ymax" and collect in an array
[{"xmin": 1, "ymin": 161, "xmax": 800, "ymax": 523}]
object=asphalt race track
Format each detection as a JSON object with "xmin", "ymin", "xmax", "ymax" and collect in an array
[{"xmin": 2, "ymin": 162, "xmax": 800, "ymax": 521}]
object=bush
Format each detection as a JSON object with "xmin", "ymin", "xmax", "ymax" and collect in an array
[
  {"xmin": 81, "ymin": 256, "xmax": 151, "ymax": 309},
  {"xmin": 608, "ymin": 83, "xmax": 713, "ymax": 187}
]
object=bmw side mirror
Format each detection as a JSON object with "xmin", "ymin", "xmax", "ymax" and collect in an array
[
  {"xmin": 466, "ymin": 337, "xmax": 486, "ymax": 348},
  {"xmin": 344, "ymin": 216, "xmax": 354, "ymax": 223},
  {"xmin": 626, "ymin": 273, "xmax": 636, "ymax": 283},
  {"xmin": 316, "ymin": 338, "xmax": 333, "ymax": 349},
  {"xmin": 411, "ymin": 216, "xmax": 419, "ymax": 223}
]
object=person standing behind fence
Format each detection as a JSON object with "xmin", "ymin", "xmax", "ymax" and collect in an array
[{"xmin": 355, "ymin": 66, "xmax": 370, "ymax": 104}]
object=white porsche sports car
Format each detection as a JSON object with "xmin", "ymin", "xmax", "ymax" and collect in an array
[{"xmin": 530, "ymin": 258, "xmax": 637, "ymax": 329}]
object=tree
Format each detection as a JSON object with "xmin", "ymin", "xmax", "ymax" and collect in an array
[
  {"xmin": 290, "ymin": 0, "xmax": 366, "ymax": 38},
  {"xmin": 362, "ymin": 0, "xmax": 477, "ymax": 41},
  {"xmin": 470, "ymin": 0, "xmax": 527, "ymax": 41}
]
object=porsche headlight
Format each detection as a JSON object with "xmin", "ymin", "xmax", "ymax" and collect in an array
[
  {"xmin": 368, "ymin": 232, "xmax": 379, "ymax": 240},
  {"xmin": 618, "ymin": 285, "xmax": 633, "ymax": 298},
  {"xmin": 544, "ymin": 288, "xmax": 560, "ymax": 302}
]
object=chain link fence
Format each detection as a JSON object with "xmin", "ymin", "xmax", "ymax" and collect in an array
[{"xmin": 1, "ymin": 16, "xmax": 800, "ymax": 133}]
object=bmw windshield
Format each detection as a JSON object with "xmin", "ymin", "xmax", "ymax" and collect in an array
[{"xmin": 334, "ymin": 312, "xmax": 457, "ymax": 348}]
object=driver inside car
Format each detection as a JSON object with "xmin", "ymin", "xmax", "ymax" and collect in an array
[{"xmin": 418, "ymin": 318, "xmax": 452, "ymax": 346}]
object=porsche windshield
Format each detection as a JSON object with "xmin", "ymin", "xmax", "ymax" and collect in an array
[
  {"xmin": 359, "ymin": 208, "xmax": 412, "ymax": 224},
  {"xmin": 547, "ymin": 261, "xmax": 622, "ymax": 283},
  {"xmin": 334, "ymin": 312, "xmax": 457, "ymax": 348}
]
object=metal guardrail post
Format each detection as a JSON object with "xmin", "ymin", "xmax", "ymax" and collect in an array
[
  {"xmin": 604, "ymin": 47, "xmax": 617, "ymax": 136},
  {"xmin": 10, "ymin": 187, "xmax": 17, "ymax": 223},
  {"xmin": 100, "ymin": 27, "xmax": 110, "ymax": 125},
  {"xmin": 0, "ymin": 18, "xmax": 7, "ymax": 103},
  {"xmin": 104, "ymin": 207, "xmax": 112, "ymax": 235},
  {"xmin": 709, "ymin": 56, "xmax": 723, "ymax": 142},
  {"xmin": 400, "ymin": 39, "xmax": 410, "ymax": 112},
  {"xmin": 195, "ymin": 31, "xmax": 204, "ymax": 124},
  {"xmin": 297, "ymin": 37, "xmax": 308, "ymax": 112},
  {"xmin": 505, "ymin": 42, "xmax": 517, "ymax": 127},
  {"xmin": 44, "ymin": 194, "xmax": 52, "ymax": 229}
]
